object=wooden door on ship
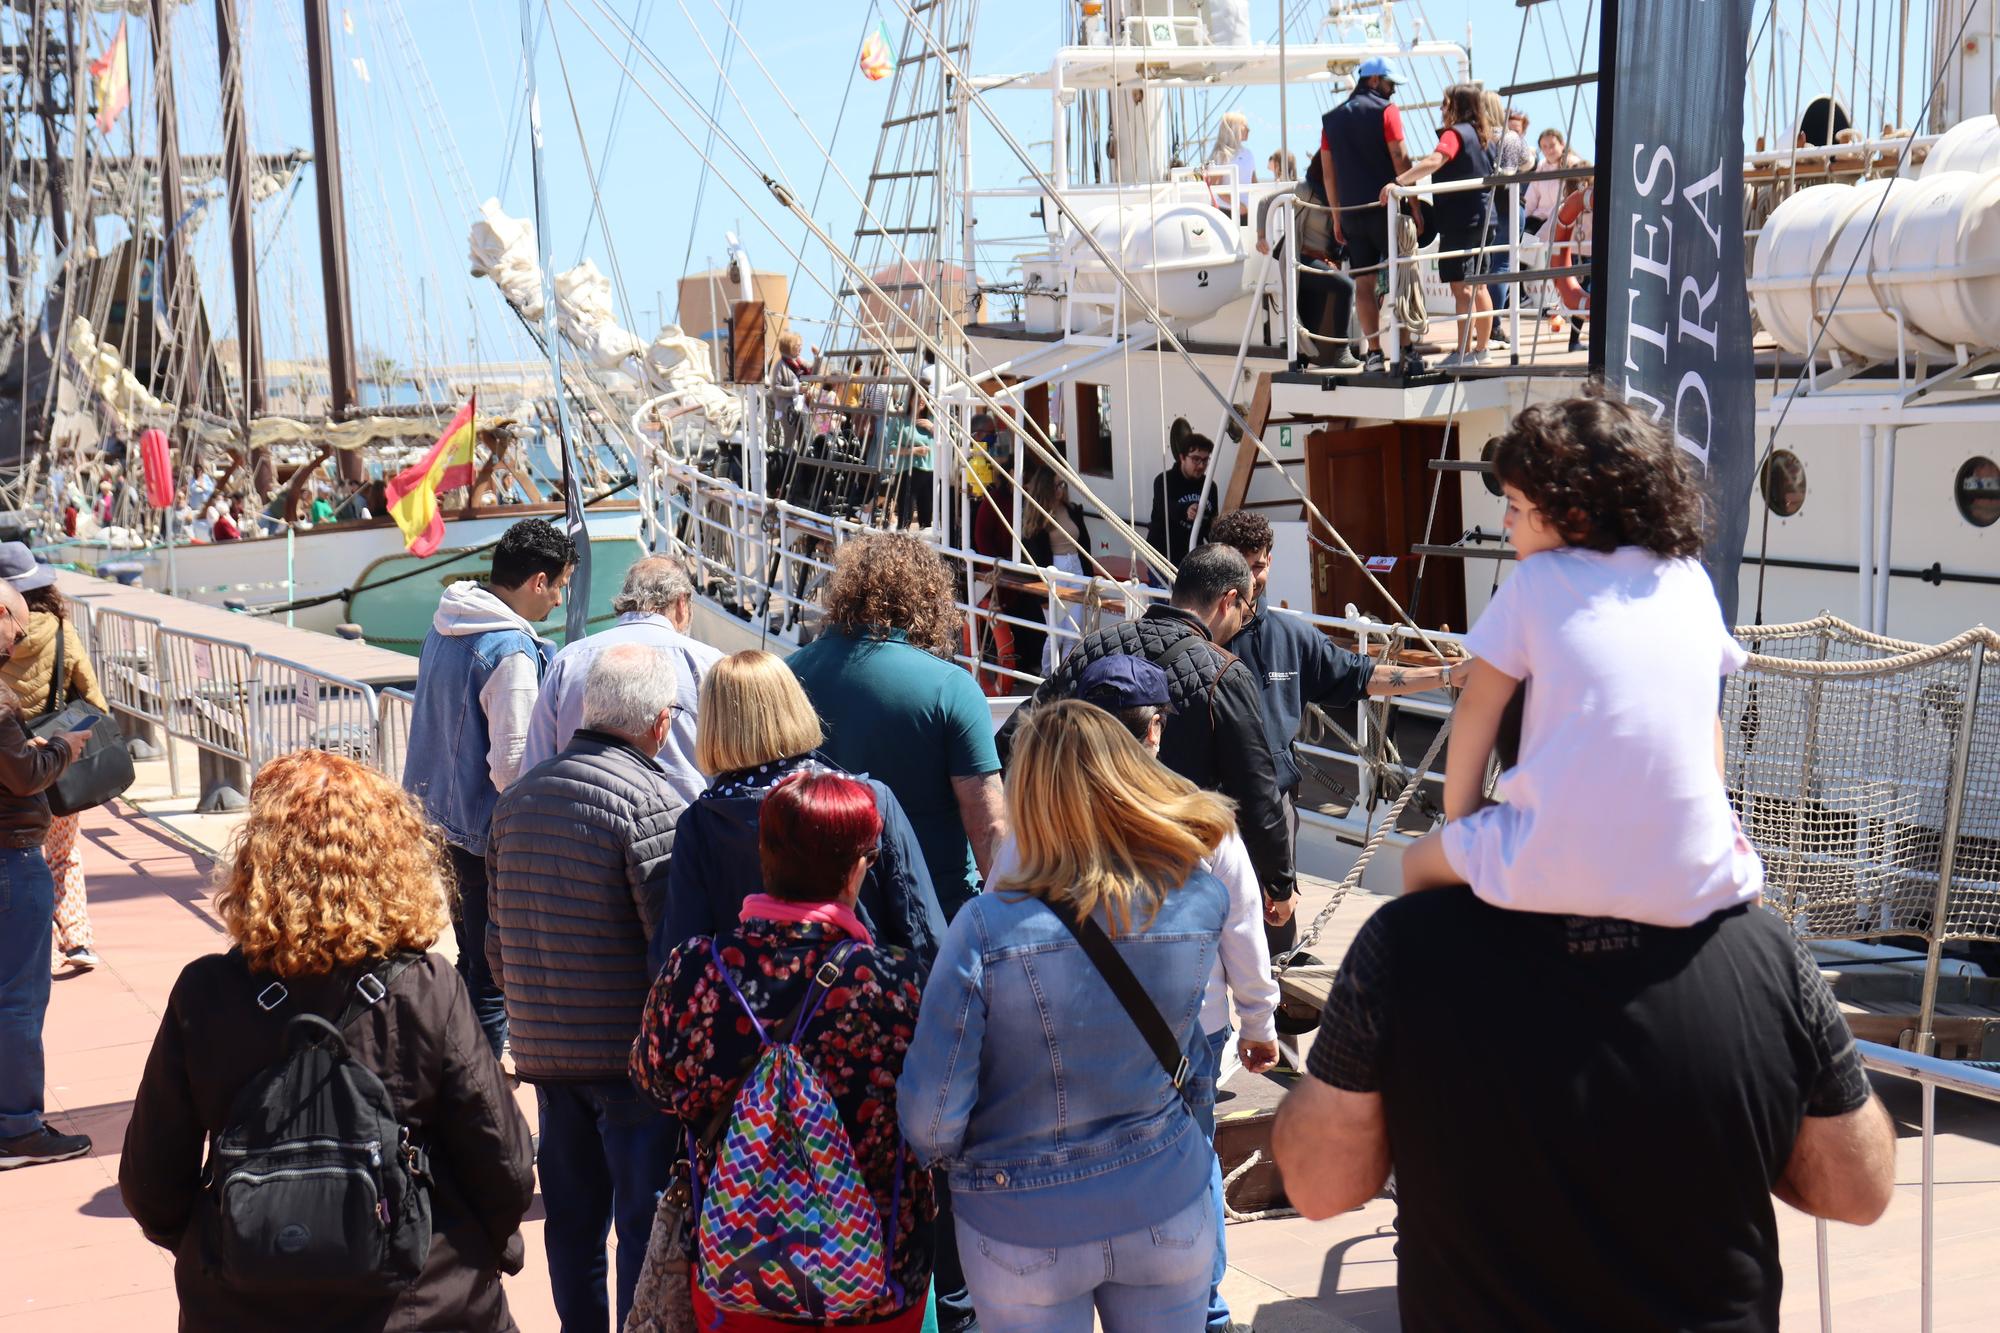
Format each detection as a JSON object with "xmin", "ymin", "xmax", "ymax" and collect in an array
[{"xmin": 1304, "ymin": 423, "xmax": 1467, "ymax": 635}]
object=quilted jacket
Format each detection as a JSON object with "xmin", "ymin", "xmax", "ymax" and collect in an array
[
  {"xmin": 998, "ymin": 605, "xmax": 1295, "ymax": 901},
  {"xmin": 485, "ymin": 730, "xmax": 683, "ymax": 1081}
]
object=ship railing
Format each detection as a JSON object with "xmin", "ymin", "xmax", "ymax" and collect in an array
[
  {"xmin": 155, "ymin": 628, "xmax": 259, "ymax": 777},
  {"xmin": 654, "ymin": 455, "xmax": 1472, "ymax": 841},
  {"xmin": 250, "ymin": 656, "xmax": 381, "ymax": 774},
  {"xmin": 376, "ymin": 688, "xmax": 416, "ymax": 783},
  {"xmin": 1815, "ymin": 1041, "xmax": 2000, "ymax": 1333},
  {"xmin": 89, "ymin": 607, "xmax": 180, "ymax": 798}
]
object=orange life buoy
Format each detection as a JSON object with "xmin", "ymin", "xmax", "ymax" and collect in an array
[
  {"xmin": 1548, "ymin": 185, "xmax": 1592, "ymax": 317},
  {"xmin": 963, "ymin": 593, "xmax": 1017, "ymax": 697}
]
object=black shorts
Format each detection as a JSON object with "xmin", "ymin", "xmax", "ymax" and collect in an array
[
  {"xmin": 1437, "ymin": 223, "xmax": 1487, "ymax": 284},
  {"xmin": 1343, "ymin": 210, "xmax": 1391, "ymax": 276}
]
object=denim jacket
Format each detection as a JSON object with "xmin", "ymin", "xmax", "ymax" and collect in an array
[
  {"xmin": 402, "ymin": 584, "xmax": 554, "ymax": 855},
  {"xmin": 896, "ymin": 870, "xmax": 1226, "ymax": 1248}
]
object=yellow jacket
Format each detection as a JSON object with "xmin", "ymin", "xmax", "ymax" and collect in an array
[{"xmin": 0, "ymin": 610, "xmax": 108, "ymax": 715}]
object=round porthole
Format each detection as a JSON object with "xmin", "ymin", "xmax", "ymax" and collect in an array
[
  {"xmin": 1478, "ymin": 440, "xmax": 1502, "ymax": 496},
  {"xmin": 1956, "ymin": 456, "xmax": 2000, "ymax": 528},
  {"xmin": 1759, "ymin": 450, "xmax": 1807, "ymax": 517}
]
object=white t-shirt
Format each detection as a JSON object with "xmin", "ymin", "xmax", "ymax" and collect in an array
[{"xmin": 1440, "ymin": 547, "xmax": 1763, "ymax": 926}]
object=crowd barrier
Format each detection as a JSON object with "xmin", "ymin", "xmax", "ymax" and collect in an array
[{"xmin": 78, "ymin": 606, "xmax": 412, "ymax": 788}]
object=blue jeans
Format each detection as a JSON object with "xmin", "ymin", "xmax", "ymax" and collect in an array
[
  {"xmin": 0, "ymin": 847, "xmax": 56, "ymax": 1138},
  {"xmin": 535, "ymin": 1080, "xmax": 679, "ymax": 1332},
  {"xmin": 1191, "ymin": 1027, "xmax": 1233, "ymax": 1333},
  {"xmin": 1488, "ymin": 207, "xmax": 1516, "ymax": 307},
  {"xmin": 954, "ymin": 1193, "xmax": 1213, "ymax": 1333},
  {"xmin": 448, "ymin": 844, "xmax": 507, "ymax": 1059}
]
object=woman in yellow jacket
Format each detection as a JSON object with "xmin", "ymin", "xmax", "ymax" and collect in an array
[{"xmin": 0, "ymin": 547, "xmax": 107, "ymax": 971}]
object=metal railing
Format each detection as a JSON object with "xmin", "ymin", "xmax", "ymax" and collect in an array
[
  {"xmin": 1818, "ymin": 1041, "xmax": 2000, "ymax": 1333},
  {"xmin": 251, "ymin": 657, "xmax": 381, "ymax": 772},
  {"xmin": 90, "ymin": 607, "xmax": 179, "ymax": 797},
  {"xmin": 156, "ymin": 629, "xmax": 259, "ymax": 770},
  {"xmin": 376, "ymin": 688, "xmax": 416, "ymax": 783}
]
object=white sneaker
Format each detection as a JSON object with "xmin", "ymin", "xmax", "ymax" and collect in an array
[
  {"xmin": 1437, "ymin": 350, "xmax": 1469, "ymax": 369},
  {"xmin": 61, "ymin": 946, "xmax": 98, "ymax": 971},
  {"xmin": 1467, "ymin": 349, "xmax": 1491, "ymax": 366}
]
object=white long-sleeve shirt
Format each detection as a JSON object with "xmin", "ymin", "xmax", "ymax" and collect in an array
[{"xmin": 985, "ymin": 828, "xmax": 1279, "ymax": 1044}]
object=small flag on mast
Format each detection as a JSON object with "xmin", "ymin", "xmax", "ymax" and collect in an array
[
  {"xmin": 859, "ymin": 22, "xmax": 895, "ymax": 82},
  {"xmin": 89, "ymin": 18, "xmax": 130, "ymax": 134},
  {"xmin": 385, "ymin": 397, "xmax": 479, "ymax": 557}
]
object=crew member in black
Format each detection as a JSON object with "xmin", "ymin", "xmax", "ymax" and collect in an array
[
  {"xmin": 1143, "ymin": 419, "xmax": 1213, "ymax": 566},
  {"xmin": 1385, "ymin": 84, "xmax": 1495, "ymax": 366},
  {"xmin": 1272, "ymin": 890, "xmax": 1895, "ymax": 1331},
  {"xmin": 1209, "ymin": 510, "xmax": 1465, "ymax": 952},
  {"xmin": 1319, "ymin": 56, "xmax": 1414, "ymax": 373}
]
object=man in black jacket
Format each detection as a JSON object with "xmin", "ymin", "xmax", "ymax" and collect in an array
[
  {"xmin": 1000, "ymin": 543, "xmax": 1296, "ymax": 922},
  {"xmin": 487, "ymin": 643, "xmax": 683, "ymax": 1331},
  {"xmin": 1209, "ymin": 510, "xmax": 1466, "ymax": 950}
]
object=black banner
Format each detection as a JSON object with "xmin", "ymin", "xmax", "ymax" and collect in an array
[{"xmin": 1593, "ymin": 0, "xmax": 1756, "ymax": 627}]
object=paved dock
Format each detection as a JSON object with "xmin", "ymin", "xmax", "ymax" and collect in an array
[
  {"xmin": 7, "ymin": 741, "xmax": 2000, "ymax": 1330},
  {"xmin": 53, "ymin": 569, "xmax": 415, "ymax": 688}
]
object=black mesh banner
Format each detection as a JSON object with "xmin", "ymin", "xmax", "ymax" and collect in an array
[{"xmin": 1593, "ymin": 0, "xmax": 1756, "ymax": 626}]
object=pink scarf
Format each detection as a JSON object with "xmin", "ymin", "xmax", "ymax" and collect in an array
[{"xmin": 739, "ymin": 893, "xmax": 874, "ymax": 947}]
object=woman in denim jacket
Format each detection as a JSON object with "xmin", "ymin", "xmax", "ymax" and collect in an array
[{"xmin": 897, "ymin": 700, "xmax": 1233, "ymax": 1332}]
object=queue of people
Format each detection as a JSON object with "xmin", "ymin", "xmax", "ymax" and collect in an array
[{"xmin": 18, "ymin": 389, "xmax": 1895, "ymax": 1332}]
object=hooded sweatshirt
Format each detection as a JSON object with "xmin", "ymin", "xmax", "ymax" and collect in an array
[{"xmin": 437, "ymin": 582, "xmax": 548, "ymax": 792}]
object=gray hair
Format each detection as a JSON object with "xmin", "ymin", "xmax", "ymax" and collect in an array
[
  {"xmin": 580, "ymin": 643, "xmax": 679, "ymax": 741},
  {"xmin": 611, "ymin": 555, "xmax": 696, "ymax": 616}
]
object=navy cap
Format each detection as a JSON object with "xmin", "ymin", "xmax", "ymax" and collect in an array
[{"xmin": 1075, "ymin": 653, "xmax": 1172, "ymax": 712}]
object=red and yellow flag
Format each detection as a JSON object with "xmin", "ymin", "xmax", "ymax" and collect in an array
[
  {"xmin": 89, "ymin": 19, "xmax": 130, "ymax": 135},
  {"xmin": 386, "ymin": 397, "xmax": 478, "ymax": 556}
]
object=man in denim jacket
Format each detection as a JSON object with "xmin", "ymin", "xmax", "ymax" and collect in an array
[{"xmin": 402, "ymin": 518, "xmax": 573, "ymax": 1057}]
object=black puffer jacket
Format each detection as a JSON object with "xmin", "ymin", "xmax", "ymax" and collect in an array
[
  {"xmin": 121, "ymin": 951, "xmax": 535, "ymax": 1332},
  {"xmin": 998, "ymin": 605, "xmax": 1295, "ymax": 901},
  {"xmin": 485, "ymin": 729, "xmax": 682, "ymax": 1081}
]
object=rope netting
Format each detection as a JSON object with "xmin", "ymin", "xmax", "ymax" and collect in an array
[{"xmin": 1726, "ymin": 616, "xmax": 2000, "ymax": 945}]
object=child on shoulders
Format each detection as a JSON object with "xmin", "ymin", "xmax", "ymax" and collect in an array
[{"xmin": 1402, "ymin": 394, "xmax": 1763, "ymax": 925}]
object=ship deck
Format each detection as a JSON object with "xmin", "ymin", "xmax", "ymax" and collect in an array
[{"xmin": 7, "ymin": 740, "xmax": 1999, "ymax": 1330}]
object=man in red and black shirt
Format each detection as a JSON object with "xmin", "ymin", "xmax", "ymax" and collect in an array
[{"xmin": 1318, "ymin": 57, "xmax": 1415, "ymax": 372}]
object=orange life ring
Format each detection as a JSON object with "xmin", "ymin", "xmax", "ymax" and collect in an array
[
  {"xmin": 1548, "ymin": 186, "xmax": 1592, "ymax": 316},
  {"xmin": 963, "ymin": 593, "xmax": 1017, "ymax": 697}
]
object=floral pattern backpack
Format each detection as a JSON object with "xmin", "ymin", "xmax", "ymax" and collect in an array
[{"xmin": 691, "ymin": 939, "xmax": 902, "ymax": 1323}]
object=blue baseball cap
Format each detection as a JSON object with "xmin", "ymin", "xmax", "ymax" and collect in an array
[
  {"xmin": 1075, "ymin": 654, "xmax": 1173, "ymax": 712},
  {"xmin": 1356, "ymin": 56, "xmax": 1403, "ymax": 83}
]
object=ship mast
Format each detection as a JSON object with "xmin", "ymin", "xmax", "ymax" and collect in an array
[
  {"xmin": 302, "ymin": 0, "xmax": 364, "ymax": 486},
  {"xmin": 214, "ymin": 0, "xmax": 266, "ymax": 487},
  {"xmin": 149, "ymin": 0, "xmax": 206, "ymax": 425}
]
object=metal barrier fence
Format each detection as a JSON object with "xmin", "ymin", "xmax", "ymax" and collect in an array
[
  {"xmin": 90, "ymin": 607, "xmax": 179, "ymax": 797},
  {"xmin": 251, "ymin": 657, "xmax": 380, "ymax": 773},
  {"xmin": 376, "ymin": 688, "xmax": 415, "ymax": 783},
  {"xmin": 156, "ymin": 628, "xmax": 259, "ymax": 770},
  {"xmin": 1817, "ymin": 1041, "xmax": 2000, "ymax": 1333}
]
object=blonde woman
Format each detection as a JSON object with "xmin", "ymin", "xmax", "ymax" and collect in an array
[
  {"xmin": 119, "ymin": 751, "xmax": 536, "ymax": 1331},
  {"xmin": 898, "ymin": 701, "xmax": 1235, "ymax": 1332},
  {"xmin": 1206, "ymin": 110, "xmax": 1256, "ymax": 219},
  {"xmin": 659, "ymin": 649, "xmax": 946, "ymax": 965}
]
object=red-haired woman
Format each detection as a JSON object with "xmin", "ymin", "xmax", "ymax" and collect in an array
[{"xmin": 634, "ymin": 770, "xmax": 935, "ymax": 1331}]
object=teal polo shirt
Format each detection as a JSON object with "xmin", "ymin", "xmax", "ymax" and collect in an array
[{"xmin": 787, "ymin": 626, "xmax": 999, "ymax": 917}]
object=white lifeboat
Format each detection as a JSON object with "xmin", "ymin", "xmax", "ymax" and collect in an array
[
  {"xmin": 1751, "ymin": 176, "xmax": 1951, "ymax": 359},
  {"xmin": 1920, "ymin": 115, "xmax": 2000, "ymax": 177},
  {"xmin": 1060, "ymin": 201, "xmax": 1245, "ymax": 324}
]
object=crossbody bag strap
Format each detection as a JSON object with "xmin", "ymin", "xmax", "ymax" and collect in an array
[
  {"xmin": 43, "ymin": 618, "xmax": 63, "ymax": 716},
  {"xmin": 1043, "ymin": 901, "xmax": 1193, "ymax": 1106}
]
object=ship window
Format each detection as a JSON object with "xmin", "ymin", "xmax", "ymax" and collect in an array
[
  {"xmin": 1760, "ymin": 450, "xmax": 1807, "ymax": 517},
  {"xmin": 1478, "ymin": 440, "xmax": 1502, "ymax": 496},
  {"xmin": 1075, "ymin": 382, "xmax": 1114, "ymax": 477},
  {"xmin": 1955, "ymin": 456, "xmax": 2000, "ymax": 528}
]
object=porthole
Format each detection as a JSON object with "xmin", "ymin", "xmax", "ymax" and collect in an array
[
  {"xmin": 1955, "ymin": 456, "xmax": 2000, "ymax": 528},
  {"xmin": 1759, "ymin": 450, "xmax": 1807, "ymax": 517},
  {"xmin": 1478, "ymin": 440, "xmax": 1502, "ymax": 496}
]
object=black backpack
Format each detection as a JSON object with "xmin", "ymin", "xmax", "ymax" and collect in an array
[{"xmin": 201, "ymin": 954, "xmax": 434, "ymax": 1293}]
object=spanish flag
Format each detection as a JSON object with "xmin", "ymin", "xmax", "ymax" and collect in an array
[
  {"xmin": 386, "ymin": 397, "xmax": 478, "ymax": 556},
  {"xmin": 89, "ymin": 19, "xmax": 130, "ymax": 135}
]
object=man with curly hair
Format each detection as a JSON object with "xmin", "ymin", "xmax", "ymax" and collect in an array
[{"xmin": 786, "ymin": 534, "xmax": 1003, "ymax": 923}]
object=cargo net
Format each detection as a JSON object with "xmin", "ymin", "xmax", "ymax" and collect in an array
[{"xmin": 1726, "ymin": 616, "xmax": 2000, "ymax": 945}]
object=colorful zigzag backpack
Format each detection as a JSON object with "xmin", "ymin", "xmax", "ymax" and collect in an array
[{"xmin": 693, "ymin": 939, "xmax": 902, "ymax": 1324}]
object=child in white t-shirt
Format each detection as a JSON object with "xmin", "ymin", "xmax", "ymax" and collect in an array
[{"xmin": 1402, "ymin": 395, "xmax": 1763, "ymax": 926}]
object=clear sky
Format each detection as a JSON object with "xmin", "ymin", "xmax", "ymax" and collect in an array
[{"xmin": 93, "ymin": 0, "xmax": 1905, "ymax": 383}]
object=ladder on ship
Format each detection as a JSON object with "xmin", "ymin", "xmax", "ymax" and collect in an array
[{"xmin": 818, "ymin": 0, "xmax": 980, "ymax": 377}]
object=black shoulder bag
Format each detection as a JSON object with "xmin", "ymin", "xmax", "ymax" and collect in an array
[
  {"xmin": 1043, "ymin": 901, "xmax": 1195, "ymax": 1109},
  {"xmin": 27, "ymin": 622, "xmax": 135, "ymax": 816}
]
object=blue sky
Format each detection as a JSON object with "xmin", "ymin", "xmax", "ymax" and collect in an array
[{"xmin": 85, "ymin": 0, "xmax": 1907, "ymax": 377}]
